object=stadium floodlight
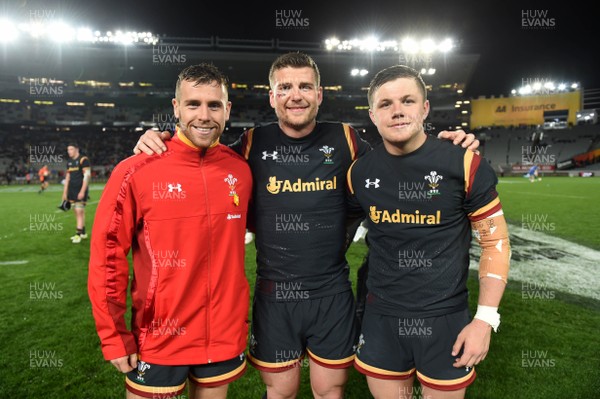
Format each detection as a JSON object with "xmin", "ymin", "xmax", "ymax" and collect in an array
[
  {"xmin": 513, "ymin": 80, "xmax": 580, "ymax": 96},
  {"xmin": 401, "ymin": 38, "xmax": 419, "ymax": 54},
  {"xmin": 326, "ymin": 36, "xmax": 454, "ymax": 55},
  {"xmin": 438, "ymin": 38, "xmax": 454, "ymax": 53},
  {"xmin": 420, "ymin": 39, "xmax": 436, "ymax": 54},
  {"xmin": 0, "ymin": 18, "xmax": 19, "ymax": 42},
  {"xmin": 20, "ymin": 21, "xmax": 46, "ymax": 38},
  {"xmin": 76, "ymin": 27, "xmax": 95, "ymax": 42},
  {"xmin": 325, "ymin": 37, "xmax": 340, "ymax": 50},
  {"xmin": 427, "ymin": 68, "xmax": 436, "ymax": 75},
  {"xmin": 360, "ymin": 36, "xmax": 378, "ymax": 51},
  {"xmin": 0, "ymin": 17, "xmax": 160, "ymax": 46},
  {"xmin": 351, "ymin": 68, "xmax": 368, "ymax": 77},
  {"xmin": 518, "ymin": 85, "xmax": 533, "ymax": 95},
  {"xmin": 48, "ymin": 21, "xmax": 75, "ymax": 43}
]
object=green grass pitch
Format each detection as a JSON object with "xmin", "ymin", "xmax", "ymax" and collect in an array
[{"xmin": 0, "ymin": 176, "xmax": 598, "ymax": 398}]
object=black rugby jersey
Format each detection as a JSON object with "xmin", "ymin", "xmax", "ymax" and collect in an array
[
  {"xmin": 66, "ymin": 154, "xmax": 91, "ymax": 189},
  {"xmin": 348, "ymin": 135, "xmax": 501, "ymax": 317},
  {"xmin": 232, "ymin": 122, "xmax": 371, "ymax": 299}
]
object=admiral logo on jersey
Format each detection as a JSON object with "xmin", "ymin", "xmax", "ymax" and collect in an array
[
  {"xmin": 266, "ymin": 176, "xmax": 337, "ymax": 194},
  {"xmin": 369, "ymin": 205, "xmax": 441, "ymax": 225},
  {"xmin": 152, "ymin": 182, "xmax": 187, "ymax": 200}
]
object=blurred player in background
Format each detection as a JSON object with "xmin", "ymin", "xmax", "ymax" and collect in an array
[
  {"xmin": 348, "ymin": 65, "xmax": 510, "ymax": 399},
  {"xmin": 89, "ymin": 63, "xmax": 252, "ymax": 399},
  {"xmin": 38, "ymin": 164, "xmax": 49, "ymax": 194},
  {"xmin": 63, "ymin": 143, "xmax": 91, "ymax": 243},
  {"xmin": 527, "ymin": 164, "xmax": 541, "ymax": 182}
]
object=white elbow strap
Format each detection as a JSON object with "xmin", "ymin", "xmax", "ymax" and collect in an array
[{"xmin": 471, "ymin": 211, "xmax": 511, "ymax": 283}]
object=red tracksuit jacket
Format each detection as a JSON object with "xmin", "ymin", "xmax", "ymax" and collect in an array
[{"xmin": 88, "ymin": 132, "xmax": 252, "ymax": 365}]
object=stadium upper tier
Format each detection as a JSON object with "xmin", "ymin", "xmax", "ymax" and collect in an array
[{"xmin": 476, "ymin": 124, "xmax": 600, "ymax": 172}]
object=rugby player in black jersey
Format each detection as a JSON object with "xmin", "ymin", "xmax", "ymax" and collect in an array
[{"xmin": 348, "ymin": 65, "xmax": 510, "ymax": 399}]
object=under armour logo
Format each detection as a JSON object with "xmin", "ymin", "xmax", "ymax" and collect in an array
[
  {"xmin": 365, "ymin": 179, "xmax": 380, "ymax": 188},
  {"xmin": 168, "ymin": 183, "xmax": 182, "ymax": 193},
  {"xmin": 262, "ymin": 151, "xmax": 278, "ymax": 160}
]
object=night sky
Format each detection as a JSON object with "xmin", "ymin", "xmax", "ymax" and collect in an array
[{"xmin": 3, "ymin": 0, "xmax": 598, "ymax": 97}]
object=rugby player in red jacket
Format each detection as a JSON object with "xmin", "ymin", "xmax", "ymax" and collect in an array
[{"xmin": 88, "ymin": 64, "xmax": 252, "ymax": 399}]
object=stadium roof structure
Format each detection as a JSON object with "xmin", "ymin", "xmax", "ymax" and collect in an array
[{"xmin": 1, "ymin": 36, "xmax": 480, "ymax": 106}]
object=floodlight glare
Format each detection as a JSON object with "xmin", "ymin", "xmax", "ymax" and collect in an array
[
  {"xmin": 325, "ymin": 37, "xmax": 340, "ymax": 50},
  {"xmin": 362, "ymin": 36, "xmax": 379, "ymax": 51},
  {"xmin": 401, "ymin": 38, "xmax": 419, "ymax": 54},
  {"xmin": 351, "ymin": 69, "xmax": 359, "ymax": 76},
  {"xmin": 325, "ymin": 35, "xmax": 456, "ymax": 55},
  {"xmin": 77, "ymin": 27, "xmax": 95, "ymax": 42},
  {"xmin": 26, "ymin": 21, "xmax": 46, "ymax": 38},
  {"xmin": 0, "ymin": 18, "xmax": 19, "ymax": 42},
  {"xmin": 420, "ymin": 39, "xmax": 436, "ymax": 54},
  {"xmin": 520, "ymin": 85, "xmax": 532, "ymax": 95},
  {"xmin": 438, "ymin": 38, "xmax": 454, "ymax": 53},
  {"xmin": 48, "ymin": 21, "xmax": 75, "ymax": 43}
]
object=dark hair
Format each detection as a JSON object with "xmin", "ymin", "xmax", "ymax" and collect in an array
[
  {"xmin": 268, "ymin": 52, "xmax": 320, "ymax": 87},
  {"xmin": 175, "ymin": 63, "xmax": 229, "ymax": 100},
  {"xmin": 367, "ymin": 65, "xmax": 427, "ymax": 108},
  {"xmin": 67, "ymin": 143, "xmax": 79, "ymax": 149}
]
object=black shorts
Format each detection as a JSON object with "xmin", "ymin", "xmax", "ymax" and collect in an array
[
  {"xmin": 247, "ymin": 290, "xmax": 358, "ymax": 372},
  {"xmin": 354, "ymin": 308, "xmax": 476, "ymax": 391},
  {"xmin": 67, "ymin": 185, "xmax": 88, "ymax": 204},
  {"xmin": 125, "ymin": 353, "xmax": 247, "ymax": 398}
]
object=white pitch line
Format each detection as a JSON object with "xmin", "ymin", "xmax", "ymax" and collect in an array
[
  {"xmin": 469, "ymin": 224, "xmax": 600, "ymax": 300},
  {"xmin": 0, "ymin": 260, "xmax": 29, "ymax": 265}
]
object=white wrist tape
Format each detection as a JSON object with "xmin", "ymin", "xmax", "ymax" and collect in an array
[{"xmin": 474, "ymin": 305, "xmax": 500, "ymax": 332}]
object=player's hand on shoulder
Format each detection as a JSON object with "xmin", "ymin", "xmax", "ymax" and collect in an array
[
  {"xmin": 438, "ymin": 130, "xmax": 480, "ymax": 154},
  {"xmin": 133, "ymin": 129, "xmax": 172, "ymax": 155}
]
